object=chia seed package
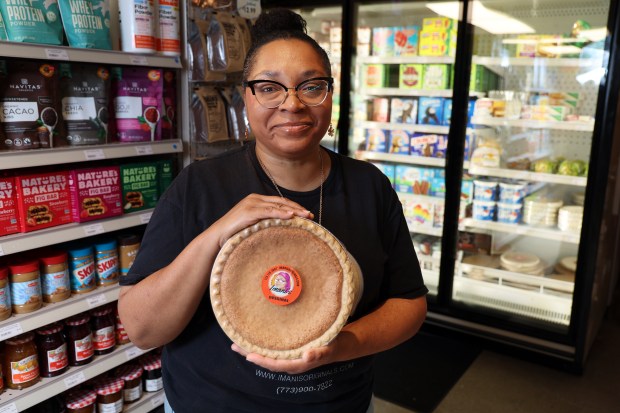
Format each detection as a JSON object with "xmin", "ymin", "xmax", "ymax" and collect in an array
[
  {"xmin": 58, "ymin": 0, "xmax": 112, "ymax": 49},
  {"xmin": 0, "ymin": 0, "xmax": 63, "ymax": 45}
]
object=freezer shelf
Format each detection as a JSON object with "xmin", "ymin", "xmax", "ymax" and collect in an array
[
  {"xmin": 357, "ymin": 151, "xmax": 446, "ymax": 167},
  {"xmin": 470, "ymin": 116, "xmax": 594, "ymax": 132},
  {"xmin": 126, "ymin": 390, "xmax": 166, "ymax": 413},
  {"xmin": 357, "ymin": 121, "xmax": 450, "ymax": 135},
  {"xmin": 468, "ymin": 165, "xmax": 588, "ymax": 186},
  {"xmin": 358, "ymin": 88, "xmax": 486, "ymax": 98},
  {"xmin": 462, "ymin": 218, "xmax": 580, "ymax": 244}
]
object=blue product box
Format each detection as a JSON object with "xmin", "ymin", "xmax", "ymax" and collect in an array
[
  {"xmin": 390, "ymin": 98, "xmax": 418, "ymax": 124},
  {"xmin": 388, "ymin": 129, "xmax": 411, "ymax": 154},
  {"xmin": 410, "ymin": 133, "xmax": 445, "ymax": 157},
  {"xmin": 371, "ymin": 162, "xmax": 396, "ymax": 187},
  {"xmin": 395, "ymin": 165, "xmax": 434, "ymax": 194},
  {"xmin": 365, "ymin": 129, "xmax": 389, "ymax": 152},
  {"xmin": 418, "ymin": 97, "xmax": 444, "ymax": 125},
  {"xmin": 430, "ymin": 176, "xmax": 446, "ymax": 198},
  {"xmin": 442, "ymin": 98, "xmax": 452, "ymax": 125},
  {"xmin": 394, "ymin": 25, "xmax": 420, "ymax": 56}
]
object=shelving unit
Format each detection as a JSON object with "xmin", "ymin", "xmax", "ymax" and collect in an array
[
  {"xmin": 470, "ymin": 116, "xmax": 595, "ymax": 132},
  {"xmin": 357, "ymin": 121, "xmax": 450, "ymax": 135},
  {"xmin": 126, "ymin": 390, "xmax": 166, "ymax": 413},
  {"xmin": 468, "ymin": 165, "xmax": 588, "ymax": 186},
  {"xmin": 462, "ymin": 218, "xmax": 581, "ymax": 244},
  {"xmin": 358, "ymin": 87, "xmax": 485, "ymax": 98},
  {"xmin": 357, "ymin": 151, "xmax": 446, "ymax": 167},
  {"xmin": 357, "ymin": 56, "xmax": 454, "ymax": 65},
  {"xmin": 472, "ymin": 55, "xmax": 603, "ymax": 74}
]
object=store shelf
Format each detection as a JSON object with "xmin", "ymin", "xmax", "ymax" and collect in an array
[
  {"xmin": 357, "ymin": 56, "xmax": 454, "ymax": 65},
  {"xmin": 0, "ymin": 140, "xmax": 183, "ymax": 171},
  {"xmin": 468, "ymin": 165, "xmax": 588, "ymax": 186},
  {"xmin": 358, "ymin": 121, "xmax": 450, "ymax": 134},
  {"xmin": 0, "ymin": 41, "xmax": 182, "ymax": 68},
  {"xmin": 0, "ymin": 210, "xmax": 153, "ymax": 257},
  {"xmin": 398, "ymin": 192, "xmax": 445, "ymax": 204},
  {"xmin": 470, "ymin": 116, "xmax": 594, "ymax": 132},
  {"xmin": 126, "ymin": 390, "xmax": 166, "ymax": 413},
  {"xmin": 407, "ymin": 225, "xmax": 443, "ymax": 237},
  {"xmin": 357, "ymin": 151, "xmax": 446, "ymax": 167},
  {"xmin": 462, "ymin": 218, "xmax": 581, "ymax": 244},
  {"xmin": 359, "ymin": 88, "xmax": 485, "ymax": 98},
  {"xmin": 472, "ymin": 55, "xmax": 603, "ymax": 72},
  {"xmin": 0, "ymin": 285, "xmax": 120, "ymax": 341},
  {"xmin": 0, "ymin": 343, "xmax": 151, "ymax": 412}
]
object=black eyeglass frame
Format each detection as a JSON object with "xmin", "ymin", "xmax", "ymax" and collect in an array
[{"xmin": 243, "ymin": 76, "xmax": 335, "ymax": 108}]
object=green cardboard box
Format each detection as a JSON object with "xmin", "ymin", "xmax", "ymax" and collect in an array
[{"xmin": 120, "ymin": 162, "xmax": 159, "ymax": 213}]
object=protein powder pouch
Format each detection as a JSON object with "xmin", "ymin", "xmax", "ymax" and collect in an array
[
  {"xmin": 0, "ymin": 0, "xmax": 63, "ymax": 45},
  {"xmin": 58, "ymin": 0, "xmax": 113, "ymax": 50},
  {"xmin": 0, "ymin": 60, "xmax": 64, "ymax": 150},
  {"xmin": 0, "ymin": 12, "xmax": 7, "ymax": 40},
  {"xmin": 60, "ymin": 63, "xmax": 111, "ymax": 146}
]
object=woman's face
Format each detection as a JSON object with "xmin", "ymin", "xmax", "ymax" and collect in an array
[{"xmin": 245, "ymin": 39, "xmax": 332, "ymax": 159}]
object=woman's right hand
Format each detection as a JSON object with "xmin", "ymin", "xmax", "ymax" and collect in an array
[{"xmin": 211, "ymin": 194, "xmax": 314, "ymax": 248}]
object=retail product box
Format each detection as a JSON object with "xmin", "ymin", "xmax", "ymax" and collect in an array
[
  {"xmin": 69, "ymin": 166, "xmax": 122, "ymax": 223},
  {"xmin": 515, "ymin": 34, "xmax": 540, "ymax": 57},
  {"xmin": 395, "ymin": 165, "xmax": 434, "ymax": 194},
  {"xmin": 422, "ymin": 64, "xmax": 451, "ymax": 89},
  {"xmin": 470, "ymin": 64, "xmax": 487, "ymax": 92},
  {"xmin": 371, "ymin": 98, "xmax": 390, "ymax": 122},
  {"xmin": 353, "ymin": 97, "xmax": 372, "ymax": 121},
  {"xmin": 433, "ymin": 202, "xmax": 445, "ymax": 227},
  {"xmin": 418, "ymin": 97, "xmax": 445, "ymax": 125},
  {"xmin": 390, "ymin": 98, "xmax": 418, "ymax": 124},
  {"xmin": 388, "ymin": 129, "xmax": 411, "ymax": 154},
  {"xmin": 158, "ymin": 159, "xmax": 174, "ymax": 196},
  {"xmin": 410, "ymin": 133, "xmax": 448, "ymax": 158},
  {"xmin": 399, "ymin": 64, "xmax": 423, "ymax": 89},
  {"xmin": 461, "ymin": 178, "xmax": 474, "ymax": 204},
  {"xmin": 0, "ymin": 176, "xmax": 20, "ymax": 237},
  {"xmin": 402, "ymin": 197, "xmax": 434, "ymax": 228},
  {"xmin": 521, "ymin": 105, "xmax": 570, "ymax": 121},
  {"xmin": 365, "ymin": 129, "xmax": 389, "ymax": 152},
  {"xmin": 330, "ymin": 26, "xmax": 342, "ymax": 43},
  {"xmin": 422, "ymin": 17, "xmax": 454, "ymax": 31},
  {"xmin": 443, "ymin": 98, "xmax": 452, "ymax": 126},
  {"xmin": 120, "ymin": 162, "xmax": 159, "ymax": 213},
  {"xmin": 357, "ymin": 27, "xmax": 372, "ymax": 56},
  {"xmin": 419, "ymin": 30, "xmax": 456, "ymax": 56},
  {"xmin": 371, "ymin": 27, "xmax": 395, "ymax": 56},
  {"xmin": 430, "ymin": 175, "xmax": 446, "ymax": 198},
  {"xmin": 363, "ymin": 64, "xmax": 388, "ymax": 88},
  {"xmin": 15, "ymin": 171, "xmax": 72, "ymax": 233},
  {"xmin": 370, "ymin": 162, "xmax": 395, "ymax": 187},
  {"xmin": 394, "ymin": 25, "xmax": 420, "ymax": 56},
  {"xmin": 420, "ymin": 30, "xmax": 450, "ymax": 44}
]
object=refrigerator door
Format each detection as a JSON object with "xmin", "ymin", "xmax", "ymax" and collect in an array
[{"xmin": 453, "ymin": 0, "xmax": 612, "ymax": 341}]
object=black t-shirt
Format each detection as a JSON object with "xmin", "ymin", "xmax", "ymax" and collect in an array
[{"xmin": 121, "ymin": 142, "xmax": 427, "ymax": 413}]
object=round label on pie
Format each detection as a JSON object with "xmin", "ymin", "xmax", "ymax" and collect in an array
[{"xmin": 261, "ymin": 265, "xmax": 302, "ymax": 306}]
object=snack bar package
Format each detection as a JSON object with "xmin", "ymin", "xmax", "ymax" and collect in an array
[
  {"xmin": 58, "ymin": 0, "xmax": 112, "ymax": 49},
  {"xmin": 0, "ymin": 0, "xmax": 63, "ymax": 45},
  {"xmin": 0, "ymin": 176, "xmax": 20, "ymax": 237},
  {"xmin": 69, "ymin": 166, "xmax": 122, "ymax": 223},
  {"xmin": 15, "ymin": 171, "xmax": 72, "ymax": 233},
  {"xmin": 120, "ymin": 162, "xmax": 159, "ymax": 213}
]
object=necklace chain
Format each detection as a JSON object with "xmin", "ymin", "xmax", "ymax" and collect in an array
[{"xmin": 257, "ymin": 149, "xmax": 324, "ymax": 225}]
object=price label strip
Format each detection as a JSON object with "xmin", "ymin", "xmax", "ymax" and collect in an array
[
  {"xmin": 136, "ymin": 145, "xmax": 154, "ymax": 155},
  {"xmin": 64, "ymin": 371, "xmax": 87, "ymax": 389},
  {"xmin": 87, "ymin": 293, "xmax": 107, "ymax": 308},
  {"xmin": 130, "ymin": 55, "xmax": 149, "ymax": 66},
  {"xmin": 151, "ymin": 393, "xmax": 165, "ymax": 408},
  {"xmin": 84, "ymin": 149, "xmax": 106, "ymax": 160},
  {"xmin": 45, "ymin": 48, "xmax": 70, "ymax": 60},
  {"xmin": 140, "ymin": 212, "xmax": 153, "ymax": 224},
  {"xmin": 0, "ymin": 323, "xmax": 23, "ymax": 341},
  {"xmin": 84, "ymin": 223, "xmax": 105, "ymax": 236},
  {"xmin": 125, "ymin": 346, "xmax": 147, "ymax": 360},
  {"xmin": 0, "ymin": 403, "xmax": 18, "ymax": 413}
]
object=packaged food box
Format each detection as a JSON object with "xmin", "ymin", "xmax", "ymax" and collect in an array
[
  {"xmin": 120, "ymin": 162, "xmax": 159, "ymax": 213},
  {"xmin": 418, "ymin": 97, "xmax": 444, "ymax": 125},
  {"xmin": 370, "ymin": 162, "xmax": 395, "ymax": 187},
  {"xmin": 430, "ymin": 176, "xmax": 446, "ymax": 198},
  {"xmin": 365, "ymin": 129, "xmax": 388, "ymax": 152},
  {"xmin": 0, "ymin": 176, "xmax": 20, "ymax": 237},
  {"xmin": 158, "ymin": 159, "xmax": 174, "ymax": 196},
  {"xmin": 69, "ymin": 166, "xmax": 122, "ymax": 223},
  {"xmin": 371, "ymin": 27, "xmax": 395, "ymax": 56},
  {"xmin": 363, "ymin": 64, "xmax": 388, "ymax": 88},
  {"xmin": 394, "ymin": 25, "xmax": 419, "ymax": 56},
  {"xmin": 357, "ymin": 27, "xmax": 372, "ymax": 57},
  {"xmin": 422, "ymin": 17, "xmax": 454, "ymax": 31},
  {"xmin": 15, "ymin": 171, "xmax": 72, "ymax": 233},
  {"xmin": 422, "ymin": 64, "xmax": 451, "ymax": 89},
  {"xmin": 395, "ymin": 165, "xmax": 433, "ymax": 194},
  {"xmin": 388, "ymin": 129, "xmax": 411, "ymax": 155},
  {"xmin": 410, "ymin": 133, "xmax": 443, "ymax": 157},
  {"xmin": 371, "ymin": 98, "xmax": 390, "ymax": 122},
  {"xmin": 390, "ymin": 98, "xmax": 418, "ymax": 124},
  {"xmin": 443, "ymin": 99, "xmax": 453, "ymax": 125},
  {"xmin": 402, "ymin": 198, "xmax": 434, "ymax": 228},
  {"xmin": 399, "ymin": 64, "xmax": 423, "ymax": 89},
  {"xmin": 433, "ymin": 203, "xmax": 445, "ymax": 227}
]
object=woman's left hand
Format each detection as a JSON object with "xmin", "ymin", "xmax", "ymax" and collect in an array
[{"xmin": 231, "ymin": 343, "xmax": 334, "ymax": 375}]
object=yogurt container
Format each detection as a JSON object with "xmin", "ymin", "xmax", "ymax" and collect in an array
[
  {"xmin": 474, "ymin": 179, "xmax": 498, "ymax": 201},
  {"xmin": 499, "ymin": 181, "xmax": 529, "ymax": 204},
  {"xmin": 497, "ymin": 203, "xmax": 522, "ymax": 224},
  {"xmin": 473, "ymin": 200, "xmax": 496, "ymax": 221}
]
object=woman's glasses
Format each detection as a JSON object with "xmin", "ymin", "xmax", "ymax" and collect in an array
[{"xmin": 243, "ymin": 77, "xmax": 334, "ymax": 109}]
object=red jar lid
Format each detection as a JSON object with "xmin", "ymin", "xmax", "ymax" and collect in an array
[
  {"xmin": 92, "ymin": 306, "xmax": 113, "ymax": 317},
  {"xmin": 65, "ymin": 314, "xmax": 90, "ymax": 326},
  {"xmin": 40, "ymin": 251, "xmax": 68, "ymax": 266},
  {"xmin": 66, "ymin": 389, "xmax": 97, "ymax": 409},
  {"xmin": 117, "ymin": 364, "xmax": 143, "ymax": 381},
  {"xmin": 95, "ymin": 377, "xmax": 125, "ymax": 395},
  {"xmin": 9, "ymin": 259, "xmax": 39, "ymax": 275},
  {"xmin": 141, "ymin": 354, "xmax": 162, "ymax": 371},
  {"xmin": 36, "ymin": 322, "xmax": 63, "ymax": 335},
  {"xmin": 0, "ymin": 267, "xmax": 8, "ymax": 280},
  {"xmin": 6, "ymin": 332, "xmax": 35, "ymax": 345}
]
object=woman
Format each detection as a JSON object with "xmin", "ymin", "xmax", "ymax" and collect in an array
[{"xmin": 118, "ymin": 8, "xmax": 427, "ymax": 413}]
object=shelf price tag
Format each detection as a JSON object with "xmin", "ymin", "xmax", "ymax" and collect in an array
[
  {"xmin": 87, "ymin": 293, "xmax": 107, "ymax": 308},
  {"xmin": 136, "ymin": 145, "xmax": 154, "ymax": 155},
  {"xmin": 0, "ymin": 403, "xmax": 18, "ymax": 413},
  {"xmin": 237, "ymin": 0, "xmax": 261, "ymax": 19},
  {"xmin": 151, "ymin": 393, "xmax": 165, "ymax": 408},
  {"xmin": 130, "ymin": 55, "xmax": 149, "ymax": 66},
  {"xmin": 84, "ymin": 149, "xmax": 105, "ymax": 160},
  {"xmin": 140, "ymin": 212, "xmax": 153, "ymax": 224},
  {"xmin": 45, "ymin": 48, "xmax": 70, "ymax": 60},
  {"xmin": 125, "ymin": 346, "xmax": 146, "ymax": 360},
  {"xmin": 64, "ymin": 371, "xmax": 87, "ymax": 389},
  {"xmin": 84, "ymin": 223, "xmax": 105, "ymax": 236},
  {"xmin": 0, "ymin": 323, "xmax": 23, "ymax": 341}
]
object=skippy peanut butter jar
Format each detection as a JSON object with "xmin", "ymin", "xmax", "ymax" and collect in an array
[{"xmin": 15, "ymin": 171, "xmax": 72, "ymax": 232}]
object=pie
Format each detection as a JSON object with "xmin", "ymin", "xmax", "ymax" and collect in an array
[{"xmin": 210, "ymin": 217, "xmax": 363, "ymax": 359}]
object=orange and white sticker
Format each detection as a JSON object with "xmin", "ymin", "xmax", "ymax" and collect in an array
[
  {"xmin": 261, "ymin": 265, "xmax": 302, "ymax": 306},
  {"xmin": 10, "ymin": 354, "xmax": 39, "ymax": 384}
]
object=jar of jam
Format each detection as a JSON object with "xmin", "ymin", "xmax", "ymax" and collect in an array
[
  {"xmin": 95, "ymin": 377, "xmax": 124, "ymax": 413},
  {"xmin": 40, "ymin": 250, "xmax": 71, "ymax": 303},
  {"xmin": 116, "ymin": 363, "xmax": 143, "ymax": 403},
  {"xmin": 8, "ymin": 259, "xmax": 42, "ymax": 314},
  {"xmin": 115, "ymin": 306, "xmax": 130, "ymax": 345},
  {"xmin": 94, "ymin": 239, "xmax": 119, "ymax": 286},
  {"xmin": 0, "ymin": 267, "xmax": 12, "ymax": 321},
  {"xmin": 3, "ymin": 332, "xmax": 40, "ymax": 389},
  {"xmin": 140, "ymin": 354, "xmax": 163, "ymax": 392},
  {"xmin": 64, "ymin": 314, "xmax": 94, "ymax": 366},
  {"xmin": 65, "ymin": 388, "xmax": 97, "ymax": 413},
  {"xmin": 36, "ymin": 323, "xmax": 68, "ymax": 377},
  {"xmin": 91, "ymin": 305, "xmax": 116, "ymax": 355},
  {"xmin": 67, "ymin": 246, "xmax": 96, "ymax": 294}
]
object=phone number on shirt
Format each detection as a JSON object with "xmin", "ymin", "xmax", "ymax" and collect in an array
[{"xmin": 276, "ymin": 380, "xmax": 333, "ymax": 395}]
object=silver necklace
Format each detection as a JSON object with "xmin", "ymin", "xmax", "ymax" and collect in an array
[{"xmin": 257, "ymin": 149, "xmax": 324, "ymax": 225}]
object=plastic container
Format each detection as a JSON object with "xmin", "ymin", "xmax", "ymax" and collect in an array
[
  {"xmin": 68, "ymin": 246, "xmax": 96, "ymax": 294},
  {"xmin": 40, "ymin": 250, "xmax": 71, "ymax": 303},
  {"xmin": 473, "ymin": 179, "xmax": 498, "ymax": 201},
  {"xmin": 473, "ymin": 200, "xmax": 496, "ymax": 221},
  {"xmin": 498, "ymin": 181, "xmax": 529, "ymax": 204},
  {"xmin": 497, "ymin": 203, "xmax": 523, "ymax": 224},
  {"xmin": 119, "ymin": 0, "xmax": 156, "ymax": 53},
  {"xmin": 8, "ymin": 260, "xmax": 42, "ymax": 314},
  {"xmin": 94, "ymin": 239, "xmax": 120, "ymax": 286},
  {"xmin": 0, "ymin": 267, "xmax": 11, "ymax": 321},
  {"xmin": 36, "ymin": 323, "xmax": 68, "ymax": 377},
  {"xmin": 157, "ymin": 0, "xmax": 181, "ymax": 56}
]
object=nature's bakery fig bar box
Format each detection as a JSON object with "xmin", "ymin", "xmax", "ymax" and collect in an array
[
  {"xmin": 0, "ymin": 177, "xmax": 20, "ymax": 236},
  {"xmin": 69, "ymin": 166, "xmax": 122, "ymax": 223},
  {"xmin": 15, "ymin": 171, "xmax": 72, "ymax": 232},
  {"xmin": 120, "ymin": 162, "xmax": 158, "ymax": 213}
]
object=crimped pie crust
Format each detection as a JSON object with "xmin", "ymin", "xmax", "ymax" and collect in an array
[{"xmin": 210, "ymin": 217, "xmax": 363, "ymax": 359}]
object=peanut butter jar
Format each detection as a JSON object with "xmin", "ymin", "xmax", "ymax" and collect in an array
[
  {"xmin": 0, "ymin": 267, "xmax": 12, "ymax": 321},
  {"xmin": 8, "ymin": 260, "xmax": 42, "ymax": 314},
  {"xmin": 40, "ymin": 250, "xmax": 71, "ymax": 303}
]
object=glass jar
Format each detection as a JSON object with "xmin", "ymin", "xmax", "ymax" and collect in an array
[
  {"xmin": 115, "ymin": 306, "xmax": 130, "ymax": 345},
  {"xmin": 64, "ymin": 314, "xmax": 94, "ymax": 366},
  {"xmin": 40, "ymin": 250, "xmax": 71, "ymax": 303},
  {"xmin": 4, "ymin": 332, "xmax": 40, "ymax": 389},
  {"xmin": 91, "ymin": 305, "xmax": 116, "ymax": 355},
  {"xmin": 8, "ymin": 259, "xmax": 42, "ymax": 314},
  {"xmin": 94, "ymin": 239, "xmax": 119, "ymax": 286},
  {"xmin": 140, "ymin": 354, "xmax": 163, "ymax": 392},
  {"xmin": 36, "ymin": 323, "xmax": 68, "ymax": 377},
  {"xmin": 95, "ymin": 377, "xmax": 124, "ymax": 413},
  {"xmin": 65, "ymin": 388, "xmax": 97, "ymax": 413},
  {"xmin": 118, "ymin": 234, "xmax": 140, "ymax": 278},
  {"xmin": 0, "ymin": 267, "xmax": 12, "ymax": 321},
  {"xmin": 67, "ymin": 246, "xmax": 96, "ymax": 294},
  {"xmin": 116, "ymin": 363, "xmax": 143, "ymax": 404}
]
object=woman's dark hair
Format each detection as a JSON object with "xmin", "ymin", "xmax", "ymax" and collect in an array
[{"xmin": 242, "ymin": 8, "xmax": 332, "ymax": 81}]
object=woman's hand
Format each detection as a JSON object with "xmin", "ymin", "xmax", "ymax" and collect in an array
[
  {"xmin": 231, "ymin": 343, "xmax": 335, "ymax": 375},
  {"xmin": 212, "ymin": 194, "xmax": 314, "ymax": 248}
]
